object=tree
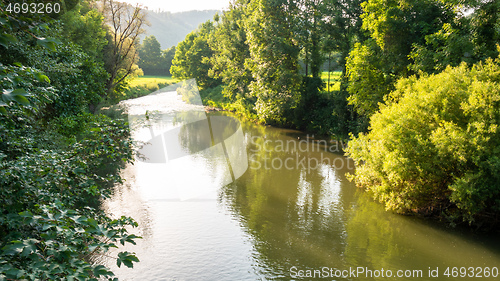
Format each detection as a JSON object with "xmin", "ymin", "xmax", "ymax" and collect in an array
[
  {"xmin": 137, "ymin": 36, "xmax": 175, "ymax": 76},
  {"xmin": 346, "ymin": 56, "xmax": 500, "ymax": 225},
  {"xmin": 170, "ymin": 20, "xmax": 220, "ymax": 89},
  {"xmin": 100, "ymin": 0, "xmax": 147, "ymax": 95},
  {"xmin": 161, "ymin": 45, "xmax": 176, "ymax": 75},
  {"xmin": 298, "ymin": 0, "xmax": 325, "ymax": 79},
  {"xmin": 208, "ymin": 0, "xmax": 254, "ymax": 111},
  {"xmin": 322, "ymin": 0, "xmax": 365, "ymax": 76},
  {"xmin": 410, "ymin": 0, "xmax": 499, "ymax": 74},
  {"xmin": 138, "ymin": 35, "xmax": 162, "ymax": 74},
  {"xmin": 346, "ymin": 0, "xmax": 454, "ymax": 123},
  {"xmin": 58, "ymin": 1, "xmax": 110, "ymax": 113},
  {"xmin": 60, "ymin": 2, "xmax": 108, "ymax": 60},
  {"xmin": 245, "ymin": 0, "xmax": 302, "ymax": 125}
]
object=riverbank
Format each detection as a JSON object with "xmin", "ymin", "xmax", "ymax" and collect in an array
[
  {"xmin": 125, "ymin": 76, "xmax": 500, "ymax": 231},
  {"xmin": 198, "ymin": 77, "xmax": 500, "ymax": 231},
  {"xmin": 104, "ymin": 90, "xmax": 500, "ymax": 280},
  {"xmin": 0, "ymin": 108, "xmax": 141, "ymax": 279}
]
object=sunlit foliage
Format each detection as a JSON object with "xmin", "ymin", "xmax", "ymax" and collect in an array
[{"xmin": 346, "ymin": 56, "xmax": 500, "ymax": 225}]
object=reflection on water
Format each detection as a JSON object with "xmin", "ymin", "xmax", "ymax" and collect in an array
[{"xmin": 104, "ymin": 91, "xmax": 500, "ymax": 281}]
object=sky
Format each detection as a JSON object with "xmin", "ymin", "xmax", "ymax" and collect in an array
[{"xmin": 120, "ymin": 0, "xmax": 230, "ymax": 13}]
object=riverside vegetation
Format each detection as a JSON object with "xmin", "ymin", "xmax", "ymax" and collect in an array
[
  {"xmin": 1, "ymin": 0, "xmax": 499, "ymax": 278},
  {"xmin": 0, "ymin": 0, "xmax": 148, "ymax": 279},
  {"xmin": 170, "ymin": 0, "xmax": 500, "ymax": 229}
]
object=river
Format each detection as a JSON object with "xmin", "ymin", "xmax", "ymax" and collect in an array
[{"xmin": 103, "ymin": 89, "xmax": 500, "ymax": 280}]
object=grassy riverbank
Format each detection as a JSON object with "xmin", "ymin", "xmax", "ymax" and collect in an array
[
  {"xmin": 200, "ymin": 71, "xmax": 348, "ymax": 139},
  {"xmin": 113, "ymin": 75, "xmax": 178, "ymax": 102},
  {"xmin": 128, "ymin": 75, "xmax": 178, "ymax": 87}
]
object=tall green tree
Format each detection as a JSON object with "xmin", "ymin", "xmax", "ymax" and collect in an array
[
  {"xmin": 161, "ymin": 45, "xmax": 176, "ymax": 75},
  {"xmin": 208, "ymin": 0, "xmax": 254, "ymax": 111},
  {"xmin": 346, "ymin": 0, "xmax": 454, "ymax": 122},
  {"xmin": 245, "ymin": 0, "xmax": 302, "ymax": 125},
  {"xmin": 170, "ymin": 20, "xmax": 220, "ymax": 89},
  {"xmin": 60, "ymin": 2, "xmax": 108, "ymax": 60},
  {"xmin": 138, "ymin": 35, "xmax": 162, "ymax": 74},
  {"xmin": 58, "ymin": 1, "xmax": 110, "ymax": 112}
]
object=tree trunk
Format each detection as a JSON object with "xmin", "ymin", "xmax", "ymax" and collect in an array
[{"xmin": 328, "ymin": 52, "xmax": 331, "ymax": 93}]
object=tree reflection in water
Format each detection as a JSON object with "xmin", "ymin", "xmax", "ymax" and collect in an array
[{"xmin": 217, "ymin": 114, "xmax": 500, "ymax": 281}]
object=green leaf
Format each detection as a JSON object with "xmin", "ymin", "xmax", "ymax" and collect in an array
[
  {"xmin": 120, "ymin": 234, "xmax": 141, "ymax": 246},
  {"xmin": 36, "ymin": 37, "xmax": 61, "ymax": 52},
  {"xmin": 4, "ymin": 268, "xmax": 24, "ymax": 279},
  {"xmin": 34, "ymin": 72, "xmax": 50, "ymax": 83},
  {"xmin": 0, "ymin": 33, "xmax": 17, "ymax": 48},
  {"xmin": 39, "ymin": 23, "xmax": 50, "ymax": 30},
  {"xmin": 35, "ymin": 72, "xmax": 50, "ymax": 83},
  {"xmin": 73, "ymin": 167, "xmax": 85, "ymax": 174},
  {"xmin": 1, "ymin": 88, "xmax": 31, "ymax": 107},
  {"xmin": 1, "ymin": 241, "xmax": 24, "ymax": 255},
  {"xmin": 20, "ymin": 239, "xmax": 38, "ymax": 257},
  {"xmin": 11, "ymin": 88, "xmax": 30, "ymax": 96},
  {"xmin": 0, "ymin": 106, "xmax": 7, "ymax": 115},
  {"xmin": 117, "ymin": 252, "xmax": 139, "ymax": 268},
  {"xmin": 93, "ymin": 265, "xmax": 114, "ymax": 278},
  {"xmin": 13, "ymin": 95, "xmax": 30, "ymax": 106}
]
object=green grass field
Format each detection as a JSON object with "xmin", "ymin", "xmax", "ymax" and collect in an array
[
  {"xmin": 129, "ymin": 75, "xmax": 178, "ymax": 87},
  {"xmin": 321, "ymin": 71, "xmax": 342, "ymax": 92},
  {"xmin": 129, "ymin": 73, "xmax": 341, "ymax": 92}
]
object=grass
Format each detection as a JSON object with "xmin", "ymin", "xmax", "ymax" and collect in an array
[
  {"xmin": 320, "ymin": 71, "xmax": 342, "ymax": 92},
  {"xmin": 128, "ymin": 75, "xmax": 178, "ymax": 87},
  {"xmin": 102, "ymin": 75, "xmax": 178, "ymax": 105}
]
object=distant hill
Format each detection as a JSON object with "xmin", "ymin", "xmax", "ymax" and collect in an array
[{"xmin": 141, "ymin": 9, "xmax": 219, "ymax": 49}]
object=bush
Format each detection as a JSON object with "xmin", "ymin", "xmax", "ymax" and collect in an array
[
  {"xmin": 346, "ymin": 57, "xmax": 500, "ymax": 226},
  {"xmin": 200, "ymin": 85, "xmax": 259, "ymax": 120},
  {"xmin": 0, "ymin": 113, "xmax": 140, "ymax": 280}
]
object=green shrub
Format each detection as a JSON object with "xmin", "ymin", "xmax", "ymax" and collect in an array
[
  {"xmin": 200, "ymin": 85, "xmax": 259, "ymax": 120},
  {"xmin": 346, "ymin": 57, "xmax": 500, "ymax": 226},
  {"xmin": 0, "ymin": 114, "xmax": 140, "ymax": 280}
]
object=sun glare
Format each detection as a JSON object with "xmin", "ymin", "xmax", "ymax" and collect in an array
[{"xmin": 120, "ymin": 0, "xmax": 229, "ymax": 12}]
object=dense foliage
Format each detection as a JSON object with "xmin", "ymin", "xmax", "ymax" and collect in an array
[
  {"xmin": 171, "ymin": 20, "xmax": 221, "ymax": 90},
  {"xmin": 138, "ymin": 35, "xmax": 176, "ymax": 76},
  {"xmin": 171, "ymin": 0, "xmax": 500, "ymax": 227},
  {"xmin": 0, "ymin": 114, "xmax": 139, "ymax": 280},
  {"xmin": 346, "ymin": 57, "xmax": 500, "ymax": 226},
  {"xmin": 0, "ymin": 0, "xmax": 142, "ymax": 279}
]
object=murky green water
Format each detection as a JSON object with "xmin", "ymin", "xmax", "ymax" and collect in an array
[{"xmin": 104, "ymin": 91, "xmax": 500, "ymax": 280}]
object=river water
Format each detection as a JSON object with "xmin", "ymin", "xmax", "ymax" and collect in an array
[{"xmin": 103, "ymin": 90, "xmax": 500, "ymax": 280}]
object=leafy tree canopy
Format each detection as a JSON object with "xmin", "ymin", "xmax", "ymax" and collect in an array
[{"xmin": 346, "ymin": 55, "xmax": 500, "ymax": 225}]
